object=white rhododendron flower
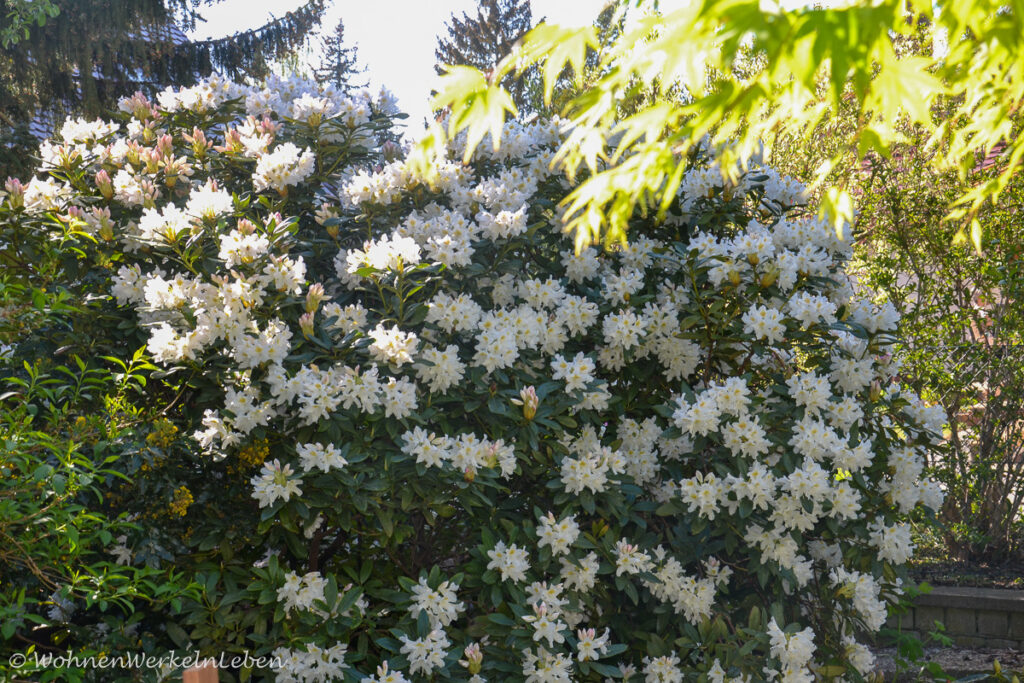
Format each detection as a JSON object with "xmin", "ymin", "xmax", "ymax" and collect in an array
[{"xmin": 253, "ymin": 142, "xmax": 316, "ymax": 192}]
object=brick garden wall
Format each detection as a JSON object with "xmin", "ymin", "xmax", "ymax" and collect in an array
[{"xmin": 886, "ymin": 586, "xmax": 1024, "ymax": 648}]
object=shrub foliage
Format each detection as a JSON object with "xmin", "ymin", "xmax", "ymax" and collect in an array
[{"xmin": 0, "ymin": 75, "xmax": 944, "ymax": 683}]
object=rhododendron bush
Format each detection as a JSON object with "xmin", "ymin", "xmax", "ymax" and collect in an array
[{"xmin": 0, "ymin": 75, "xmax": 946, "ymax": 683}]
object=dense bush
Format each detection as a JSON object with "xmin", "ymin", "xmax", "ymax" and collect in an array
[
  {"xmin": 0, "ymin": 74, "xmax": 945, "ymax": 683},
  {"xmin": 770, "ymin": 77, "xmax": 1024, "ymax": 563},
  {"xmin": 0, "ymin": 293, "xmax": 199, "ymax": 683},
  {"xmin": 852, "ymin": 134, "xmax": 1024, "ymax": 563}
]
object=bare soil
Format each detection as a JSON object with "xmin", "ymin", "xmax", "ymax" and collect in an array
[
  {"xmin": 873, "ymin": 645, "xmax": 1024, "ymax": 680},
  {"xmin": 908, "ymin": 558, "xmax": 1024, "ymax": 590}
]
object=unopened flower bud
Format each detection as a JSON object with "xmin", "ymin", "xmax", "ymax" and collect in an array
[
  {"xmin": 237, "ymin": 218, "xmax": 257, "ymax": 235},
  {"xmin": 95, "ymin": 170, "xmax": 113, "ymax": 199},
  {"xmin": 728, "ymin": 269, "xmax": 741, "ymax": 286},
  {"xmin": 140, "ymin": 178, "xmax": 160, "ymax": 208},
  {"xmin": 314, "ymin": 203, "xmax": 339, "ymax": 226},
  {"xmin": 459, "ymin": 644, "xmax": 483, "ymax": 675},
  {"xmin": 125, "ymin": 140, "xmax": 143, "ymax": 167},
  {"xmin": 760, "ymin": 267, "xmax": 778, "ymax": 288},
  {"xmin": 187, "ymin": 127, "xmax": 211, "ymax": 159},
  {"xmin": 511, "ymin": 385, "xmax": 539, "ymax": 420},
  {"xmin": 156, "ymin": 134, "xmax": 174, "ymax": 158},
  {"xmin": 258, "ymin": 116, "xmax": 280, "ymax": 137},
  {"xmin": 141, "ymin": 121, "xmax": 157, "ymax": 144},
  {"xmin": 870, "ymin": 380, "xmax": 882, "ymax": 402},
  {"xmin": 124, "ymin": 91, "xmax": 152, "ymax": 120},
  {"xmin": 299, "ymin": 312, "xmax": 316, "ymax": 338},
  {"xmin": 484, "ymin": 443, "xmax": 499, "ymax": 468},
  {"xmin": 382, "ymin": 140, "xmax": 403, "ymax": 163},
  {"xmin": 305, "ymin": 283, "xmax": 325, "ymax": 314},
  {"xmin": 145, "ymin": 148, "xmax": 162, "ymax": 174},
  {"xmin": 4, "ymin": 177, "xmax": 24, "ymax": 209},
  {"xmin": 216, "ymin": 129, "xmax": 244, "ymax": 155},
  {"xmin": 98, "ymin": 220, "xmax": 115, "ymax": 242}
]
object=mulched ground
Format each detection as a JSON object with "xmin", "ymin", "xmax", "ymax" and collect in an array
[
  {"xmin": 908, "ymin": 558, "xmax": 1024, "ymax": 590},
  {"xmin": 872, "ymin": 557, "xmax": 1024, "ymax": 678},
  {"xmin": 874, "ymin": 646, "xmax": 1024, "ymax": 680}
]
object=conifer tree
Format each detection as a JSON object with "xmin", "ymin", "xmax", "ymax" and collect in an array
[
  {"xmin": 0, "ymin": 0, "xmax": 327, "ymax": 177},
  {"xmin": 435, "ymin": 0, "xmax": 536, "ymax": 114},
  {"xmin": 314, "ymin": 18, "xmax": 363, "ymax": 93},
  {"xmin": 0, "ymin": 0, "xmax": 328, "ymax": 120}
]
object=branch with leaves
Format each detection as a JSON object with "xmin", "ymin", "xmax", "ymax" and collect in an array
[{"xmin": 417, "ymin": 0, "xmax": 1024, "ymax": 252}]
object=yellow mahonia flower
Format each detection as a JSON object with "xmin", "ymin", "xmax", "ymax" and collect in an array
[
  {"xmin": 228, "ymin": 439, "xmax": 270, "ymax": 473},
  {"xmin": 146, "ymin": 419, "xmax": 179, "ymax": 448},
  {"xmin": 69, "ymin": 415, "xmax": 99, "ymax": 443},
  {"xmin": 168, "ymin": 485, "xmax": 193, "ymax": 517}
]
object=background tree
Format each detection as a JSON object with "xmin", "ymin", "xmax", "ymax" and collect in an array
[
  {"xmin": 859, "ymin": 151, "xmax": 1024, "ymax": 564},
  {"xmin": 0, "ymin": 0, "xmax": 327, "ymax": 178},
  {"xmin": 0, "ymin": 0, "xmax": 327, "ymax": 121},
  {"xmin": 3, "ymin": 0, "xmax": 327, "ymax": 117},
  {"xmin": 528, "ymin": 1, "xmax": 628, "ymax": 118},
  {"xmin": 313, "ymin": 17, "xmax": 364, "ymax": 93},
  {"xmin": 435, "ymin": 0, "xmax": 537, "ymax": 115}
]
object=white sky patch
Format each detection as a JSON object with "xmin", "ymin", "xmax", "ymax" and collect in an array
[{"xmin": 190, "ymin": 0, "xmax": 617, "ymax": 129}]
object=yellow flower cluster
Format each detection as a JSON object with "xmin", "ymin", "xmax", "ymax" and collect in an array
[
  {"xmin": 67, "ymin": 415, "xmax": 99, "ymax": 444},
  {"xmin": 146, "ymin": 419, "xmax": 179, "ymax": 448},
  {"xmin": 228, "ymin": 438, "xmax": 269, "ymax": 473},
  {"xmin": 168, "ymin": 485, "xmax": 193, "ymax": 517}
]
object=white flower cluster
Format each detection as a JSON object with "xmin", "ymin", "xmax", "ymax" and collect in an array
[
  {"xmin": 400, "ymin": 630, "xmax": 450, "ymax": 676},
  {"xmin": 536, "ymin": 513, "xmax": 580, "ymax": 556},
  {"xmin": 277, "ymin": 571, "xmax": 327, "ymax": 614},
  {"xmin": 409, "ymin": 577, "xmax": 465, "ymax": 628},
  {"xmin": 251, "ymin": 459, "xmax": 302, "ymax": 508},
  {"xmin": 765, "ymin": 618, "xmax": 817, "ymax": 683},
  {"xmin": 487, "ymin": 541, "xmax": 532, "ymax": 583},
  {"xmin": 253, "ymin": 142, "xmax": 316, "ymax": 193},
  {"xmin": 272, "ymin": 642, "xmax": 348, "ymax": 683},
  {"xmin": 401, "ymin": 427, "xmax": 516, "ymax": 477}
]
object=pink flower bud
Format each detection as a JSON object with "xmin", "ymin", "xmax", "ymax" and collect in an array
[
  {"xmin": 382, "ymin": 140, "xmax": 402, "ymax": 163},
  {"xmin": 187, "ymin": 127, "xmax": 211, "ymax": 158},
  {"xmin": 156, "ymin": 134, "xmax": 174, "ymax": 158},
  {"xmin": 4, "ymin": 177, "xmax": 24, "ymax": 208},
  {"xmin": 305, "ymin": 283, "xmax": 325, "ymax": 314},
  {"xmin": 92, "ymin": 207, "xmax": 114, "ymax": 241},
  {"xmin": 215, "ymin": 129, "xmax": 244, "ymax": 155},
  {"xmin": 299, "ymin": 312, "xmax": 316, "ymax": 338},
  {"xmin": 511, "ymin": 385, "xmax": 539, "ymax": 420},
  {"xmin": 95, "ymin": 170, "xmax": 113, "ymax": 199},
  {"xmin": 459, "ymin": 643, "xmax": 483, "ymax": 674},
  {"xmin": 124, "ymin": 91, "xmax": 154, "ymax": 120}
]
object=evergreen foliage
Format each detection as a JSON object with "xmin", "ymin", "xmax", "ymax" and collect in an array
[
  {"xmin": 313, "ymin": 18, "xmax": 363, "ymax": 93},
  {"xmin": 435, "ymin": 0, "xmax": 536, "ymax": 115},
  {"xmin": 0, "ymin": 0, "xmax": 327, "ymax": 120}
]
